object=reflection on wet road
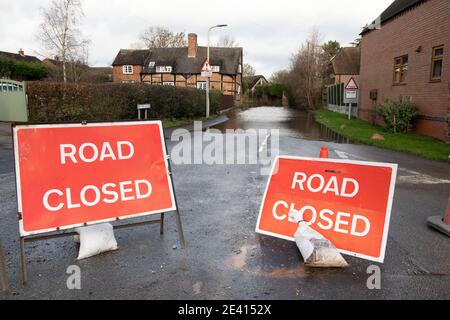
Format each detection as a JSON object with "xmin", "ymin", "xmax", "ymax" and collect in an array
[{"xmin": 214, "ymin": 106, "xmax": 351, "ymax": 143}]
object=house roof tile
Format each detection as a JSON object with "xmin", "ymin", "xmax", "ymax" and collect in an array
[
  {"xmin": 330, "ymin": 47, "xmax": 360, "ymax": 75},
  {"xmin": 112, "ymin": 47, "xmax": 243, "ymax": 75}
]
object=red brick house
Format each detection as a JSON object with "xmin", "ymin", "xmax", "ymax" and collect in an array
[
  {"xmin": 112, "ymin": 33, "xmax": 243, "ymax": 101},
  {"xmin": 359, "ymin": 0, "xmax": 449, "ymax": 142}
]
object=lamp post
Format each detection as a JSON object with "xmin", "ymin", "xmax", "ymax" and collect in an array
[{"xmin": 206, "ymin": 24, "xmax": 228, "ymax": 118}]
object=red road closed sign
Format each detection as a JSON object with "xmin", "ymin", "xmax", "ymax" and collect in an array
[
  {"xmin": 13, "ymin": 121, "xmax": 176, "ymax": 236},
  {"xmin": 256, "ymin": 156, "xmax": 397, "ymax": 262}
]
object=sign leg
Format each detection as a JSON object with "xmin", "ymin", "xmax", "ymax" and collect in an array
[
  {"xmin": 160, "ymin": 213, "xmax": 165, "ymax": 235},
  {"xmin": 19, "ymin": 237, "xmax": 27, "ymax": 285},
  {"xmin": 0, "ymin": 241, "xmax": 9, "ymax": 292},
  {"xmin": 175, "ymin": 209, "xmax": 186, "ymax": 249}
]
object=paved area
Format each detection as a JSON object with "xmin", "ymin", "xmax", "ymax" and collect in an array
[{"xmin": 0, "ymin": 121, "xmax": 449, "ymax": 299}]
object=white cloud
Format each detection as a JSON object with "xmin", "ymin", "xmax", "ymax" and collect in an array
[{"xmin": 0, "ymin": 0, "xmax": 393, "ymax": 76}]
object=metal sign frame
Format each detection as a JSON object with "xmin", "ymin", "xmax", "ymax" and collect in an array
[{"xmin": 12, "ymin": 120, "xmax": 186, "ymax": 283}]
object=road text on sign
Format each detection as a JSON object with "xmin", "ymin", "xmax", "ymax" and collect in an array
[
  {"xmin": 13, "ymin": 121, "xmax": 176, "ymax": 236},
  {"xmin": 256, "ymin": 156, "xmax": 397, "ymax": 262},
  {"xmin": 345, "ymin": 91, "xmax": 357, "ymax": 99}
]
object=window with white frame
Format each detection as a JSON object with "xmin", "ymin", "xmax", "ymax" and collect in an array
[
  {"xmin": 163, "ymin": 82, "xmax": 175, "ymax": 86},
  {"xmin": 211, "ymin": 65, "xmax": 220, "ymax": 72},
  {"xmin": 149, "ymin": 61, "xmax": 156, "ymax": 68},
  {"xmin": 197, "ymin": 82, "xmax": 207, "ymax": 90},
  {"xmin": 122, "ymin": 65, "xmax": 133, "ymax": 75},
  {"xmin": 156, "ymin": 66, "xmax": 173, "ymax": 73}
]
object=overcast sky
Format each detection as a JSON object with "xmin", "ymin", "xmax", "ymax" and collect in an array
[{"xmin": 0, "ymin": 0, "xmax": 393, "ymax": 76}]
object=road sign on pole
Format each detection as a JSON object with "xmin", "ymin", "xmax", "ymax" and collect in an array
[
  {"xmin": 344, "ymin": 77, "xmax": 358, "ymax": 90},
  {"xmin": 201, "ymin": 59, "xmax": 213, "ymax": 78},
  {"xmin": 256, "ymin": 156, "xmax": 398, "ymax": 263}
]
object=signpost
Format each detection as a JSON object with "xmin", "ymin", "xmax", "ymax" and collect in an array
[
  {"xmin": 256, "ymin": 156, "xmax": 397, "ymax": 263},
  {"xmin": 344, "ymin": 77, "xmax": 359, "ymax": 120},
  {"xmin": 201, "ymin": 59, "xmax": 213, "ymax": 78},
  {"xmin": 137, "ymin": 103, "xmax": 151, "ymax": 120},
  {"xmin": 13, "ymin": 121, "xmax": 185, "ymax": 282}
]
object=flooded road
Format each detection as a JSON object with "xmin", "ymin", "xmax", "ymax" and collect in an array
[{"xmin": 214, "ymin": 106, "xmax": 351, "ymax": 143}]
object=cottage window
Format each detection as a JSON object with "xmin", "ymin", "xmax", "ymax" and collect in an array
[
  {"xmin": 122, "ymin": 65, "xmax": 133, "ymax": 75},
  {"xmin": 430, "ymin": 46, "xmax": 444, "ymax": 81},
  {"xmin": 149, "ymin": 61, "xmax": 156, "ymax": 68},
  {"xmin": 393, "ymin": 55, "xmax": 408, "ymax": 84},
  {"xmin": 156, "ymin": 66, "xmax": 173, "ymax": 73},
  {"xmin": 163, "ymin": 82, "xmax": 175, "ymax": 86},
  {"xmin": 212, "ymin": 65, "xmax": 220, "ymax": 72},
  {"xmin": 197, "ymin": 82, "xmax": 207, "ymax": 90}
]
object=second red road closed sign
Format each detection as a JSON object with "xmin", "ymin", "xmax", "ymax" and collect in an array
[
  {"xmin": 256, "ymin": 156, "xmax": 397, "ymax": 262},
  {"xmin": 13, "ymin": 121, "xmax": 175, "ymax": 236}
]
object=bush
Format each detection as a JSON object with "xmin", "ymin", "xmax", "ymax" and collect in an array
[
  {"xmin": 0, "ymin": 55, "xmax": 47, "ymax": 80},
  {"xmin": 377, "ymin": 100, "xmax": 418, "ymax": 133},
  {"xmin": 253, "ymin": 83, "xmax": 284, "ymax": 100},
  {"xmin": 27, "ymin": 82, "xmax": 221, "ymax": 123}
]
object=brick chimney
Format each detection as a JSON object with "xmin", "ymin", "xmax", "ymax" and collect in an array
[
  {"xmin": 188, "ymin": 33, "xmax": 197, "ymax": 58},
  {"xmin": 18, "ymin": 48, "xmax": 24, "ymax": 57}
]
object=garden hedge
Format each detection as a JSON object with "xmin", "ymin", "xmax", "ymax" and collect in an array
[{"xmin": 27, "ymin": 82, "xmax": 221, "ymax": 123}]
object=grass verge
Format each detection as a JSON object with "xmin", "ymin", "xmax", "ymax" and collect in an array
[
  {"xmin": 162, "ymin": 115, "xmax": 220, "ymax": 129},
  {"xmin": 313, "ymin": 109, "xmax": 450, "ymax": 163}
]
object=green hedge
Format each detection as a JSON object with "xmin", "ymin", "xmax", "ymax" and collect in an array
[
  {"xmin": 27, "ymin": 82, "xmax": 221, "ymax": 122},
  {"xmin": 254, "ymin": 83, "xmax": 283, "ymax": 99},
  {"xmin": 0, "ymin": 55, "xmax": 47, "ymax": 80}
]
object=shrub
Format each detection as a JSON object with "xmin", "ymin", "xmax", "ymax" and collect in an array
[
  {"xmin": 253, "ymin": 83, "xmax": 284, "ymax": 100},
  {"xmin": 377, "ymin": 100, "xmax": 418, "ymax": 133},
  {"xmin": 27, "ymin": 82, "xmax": 221, "ymax": 123},
  {"xmin": 0, "ymin": 55, "xmax": 47, "ymax": 80}
]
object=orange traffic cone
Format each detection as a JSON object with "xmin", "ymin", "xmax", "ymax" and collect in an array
[
  {"xmin": 427, "ymin": 194, "xmax": 450, "ymax": 236},
  {"xmin": 320, "ymin": 146, "xmax": 329, "ymax": 159}
]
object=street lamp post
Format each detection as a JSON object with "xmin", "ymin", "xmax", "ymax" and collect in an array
[{"xmin": 206, "ymin": 24, "xmax": 228, "ymax": 118}]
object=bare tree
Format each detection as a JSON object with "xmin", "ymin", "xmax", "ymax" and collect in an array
[
  {"xmin": 215, "ymin": 35, "xmax": 239, "ymax": 47},
  {"xmin": 37, "ymin": 0, "xmax": 90, "ymax": 83},
  {"xmin": 243, "ymin": 63, "xmax": 256, "ymax": 77},
  {"xmin": 140, "ymin": 26, "xmax": 187, "ymax": 48},
  {"xmin": 286, "ymin": 29, "xmax": 326, "ymax": 109},
  {"xmin": 270, "ymin": 69, "xmax": 289, "ymax": 84}
]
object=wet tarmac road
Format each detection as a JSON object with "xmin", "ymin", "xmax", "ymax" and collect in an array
[
  {"xmin": 214, "ymin": 106, "xmax": 351, "ymax": 143},
  {"xmin": 0, "ymin": 108, "xmax": 449, "ymax": 299}
]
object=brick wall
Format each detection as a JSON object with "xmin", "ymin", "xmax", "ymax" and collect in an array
[
  {"xmin": 359, "ymin": 0, "xmax": 450, "ymax": 142},
  {"xmin": 113, "ymin": 65, "xmax": 142, "ymax": 83}
]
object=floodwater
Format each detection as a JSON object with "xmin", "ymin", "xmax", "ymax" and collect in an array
[{"xmin": 214, "ymin": 106, "xmax": 351, "ymax": 143}]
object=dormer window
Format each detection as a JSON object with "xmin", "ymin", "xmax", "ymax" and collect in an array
[
  {"xmin": 149, "ymin": 61, "xmax": 156, "ymax": 68},
  {"xmin": 156, "ymin": 66, "xmax": 173, "ymax": 73},
  {"xmin": 122, "ymin": 65, "xmax": 133, "ymax": 75},
  {"xmin": 211, "ymin": 65, "xmax": 220, "ymax": 72}
]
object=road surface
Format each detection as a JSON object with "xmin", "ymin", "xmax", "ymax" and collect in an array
[{"xmin": 0, "ymin": 108, "xmax": 449, "ymax": 299}]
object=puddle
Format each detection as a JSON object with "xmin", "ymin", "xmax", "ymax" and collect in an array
[{"xmin": 214, "ymin": 106, "xmax": 352, "ymax": 143}]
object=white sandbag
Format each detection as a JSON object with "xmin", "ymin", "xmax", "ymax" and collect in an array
[
  {"xmin": 290, "ymin": 211, "xmax": 348, "ymax": 268},
  {"xmin": 75, "ymin": 223, "xmax": 118, "ymax": 260}
]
